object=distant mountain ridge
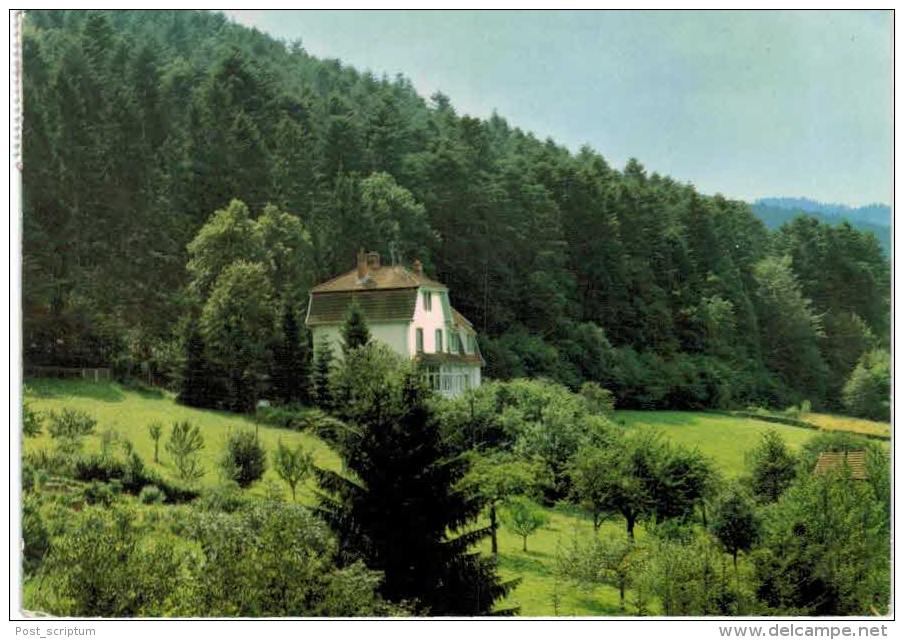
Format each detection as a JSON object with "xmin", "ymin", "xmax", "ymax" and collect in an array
[{"xmin": 750, "ymin": 197, "xmax": 891, "ymax": 254}]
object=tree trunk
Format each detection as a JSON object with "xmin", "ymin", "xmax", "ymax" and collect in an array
[
  {"xmin": 619, "ymin": 583, "xmax": 626, "ymax": 611},
  {"xmin": 626, "ymin": 515, "xmax": 636, "ymax": 542},
  {"xmin": 593, "ymin": 512, "xmax": 602, "ymax": 533},
  {"xmin": 522, "ymin": 535, "xmax": 528, "ymax": 552},
  {"xmin": 490, "ymin": 504, "xmax": 498, "ymax": 555}
]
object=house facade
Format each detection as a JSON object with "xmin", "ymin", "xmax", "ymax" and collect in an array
[{"xmin": 305, "ymin": 250, "xmax": 483, "ymax": 397}]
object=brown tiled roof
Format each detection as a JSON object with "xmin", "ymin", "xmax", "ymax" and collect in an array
[
  {"xmin": 306, "ymin": 289, "xmax": 417, "ymax": 325},
  {"xmin": 310, "ymin": 264, "xmax": 446, "ymax": 293},
  {"xmin": 813, "ymin": 451, "xmax": 868, "ymax": 480},
  {"xmin": 416, "ymin": 352, "xmax": 484, "ymax": 367}
]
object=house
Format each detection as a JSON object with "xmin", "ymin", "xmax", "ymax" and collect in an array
[
  {"xmin": 813, "ymin": 450, "xmax": 868, "ymax": 480},
  {"xmin": 305, "ymin": 250, "xmax": 484, "ymax": 397}
]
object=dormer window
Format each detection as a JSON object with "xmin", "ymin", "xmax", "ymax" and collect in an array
[{"xmin": 423, "ymin": 291, "xmax": 432, "ymax": 311}]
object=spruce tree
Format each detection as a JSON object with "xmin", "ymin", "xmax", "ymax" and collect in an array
[
  {"xmin": 177, "ymin": 317, "xmax": 210, "ymax": 408},
  {"xmin": 341, "ymin": 302, "xmax": 371, "ymax": 355},
  {"xmin": 312, "ymin": 335, "xmax": 335, "ymax": 411},
  {"xmin": 317, "ymin": 360, "xmax": 515, "ymax": 615},
  {"xmin": 273, "ymin": 302, "xmax": 310, "ymax": 404}
]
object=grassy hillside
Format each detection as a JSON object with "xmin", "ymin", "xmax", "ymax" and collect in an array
[
  {"xmin": 802, "ymin": 412, "xmax": 890, "ymax": 439},
  {"xmin": 23, "ymin": 378, "xmax": 341, "ymax": 503},
  {"xmin": 25, "ymin": 379, "xmax": 881, "ymax": 616},
  {"xmin": 616, "ymin": 410, "xmax": 817, "ymax": 476}
]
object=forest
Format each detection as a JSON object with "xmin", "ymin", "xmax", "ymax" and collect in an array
[{"xmin": 22, "ymin": 9, "xmax": 890, "ymax": 417}]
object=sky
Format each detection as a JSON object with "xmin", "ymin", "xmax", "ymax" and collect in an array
[{"xmin": 225, "ymin": 9, "xmax": 892, "ymax": 206}]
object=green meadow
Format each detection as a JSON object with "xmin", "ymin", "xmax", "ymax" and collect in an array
[{"xmin": 22, "ymin": 379, "xmax": 843, "ymax": 616}]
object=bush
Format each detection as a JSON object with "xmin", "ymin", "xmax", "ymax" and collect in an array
[
  {"xmin": 83, "ymin": 480, "xmax": 120, "ymax": 506},
  {"xmin": 23, "ymin": 493, "xmax": 50, "ymax": 576},
  {"xmin": 71, "ymin": 450, "xmax": 199, "ymax": 504},
  {"xmin": 197, "ymin": 481, "xmax": 248, "ymax": 513},
  {"xmin": 47, "ymin": 408, "xmax": 97, "ymax": 453},
  {"xmin": 138, "ymin": 485, "xmax": 165, "ymax": 504},
  {"xmin": 220, "ymin": 429, "xmax": 267, "ymax": 488},
  {"xmin": 23, "ymin": 402, "xmax": 42, "ymax": 437},
  {"xmin": 29, "ymin": 506, "xmax": 191, "ymax": 617},
  {"xmin": 256, "ymin": 403, "xmax": 309, "ymax": 430},
  {"xmin": 579, "ymin": 381, "xmax": 616, "ymax": 415}
]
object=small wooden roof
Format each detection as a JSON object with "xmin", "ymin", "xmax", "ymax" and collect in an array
[{"xmin": 813, "ymin": 451, "xmax": 867, "ymax": 480}]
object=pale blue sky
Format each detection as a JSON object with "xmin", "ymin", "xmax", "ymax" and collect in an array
[{"xmin": 225, "ymin": 10, "xmax": 892, "ymax": 206}]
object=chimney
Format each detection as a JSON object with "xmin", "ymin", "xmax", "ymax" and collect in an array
[
  {"xmin": 412, "ymin": 259, "xmax": 423, "ymax": 275},
  {"xmin": 366, "ymin": 251, "xmax": 381, "ymax": 270},
  {"xmin": 356, "ymin": 249, "xmax": 367, "ymax": 280}
]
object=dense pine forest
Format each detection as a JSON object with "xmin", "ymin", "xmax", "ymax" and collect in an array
[{"xmin": 22, "ymin": 9, "xmax": 890, "ymax": 416}]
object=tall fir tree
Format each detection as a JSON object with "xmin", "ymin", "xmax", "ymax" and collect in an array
[
  {"xmin": 272, "ymin": 302, "xmax": 310, "ymax": 404},
  {"xmin": 312, "ymin": 335, "xmax": 335, "ymax": 411},
  {"xmin": 341, "ymin": 301, "xmax": 371, "ymax": 355},
  {"xmin": 177, "ymin": 316, "xmax": 210, "ymax": 408},
  {"xmin": 317, "ymin": 362, "xmax": 515, "ymax": 615}
]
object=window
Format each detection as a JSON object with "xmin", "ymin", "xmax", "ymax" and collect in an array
[
  {"xmin": 425, "ymin": 365, "xmax": 441, "ymax": 391},
  {"xmin": 435, "ymin": 329, "xmax": 443, "ymax": 353},
  {"xmin": 416, "ymin": 328, "xmax": 424, "ymax": 353},
  {"xmin": 452, "ymin": 333, "xmax": 461, "ymax": 354},
  {"xmin": 423, "ymin": 291, "xmax": 432, "ymax": 311}
]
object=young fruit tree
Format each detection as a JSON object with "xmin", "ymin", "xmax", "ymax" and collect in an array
[
  {"xmin": 504, "ymin": 496, "xmax": 549, "ymax": 552},
  {"xmin": 274, "ymin": 440, "xmax": 314, "ymax": 501}
]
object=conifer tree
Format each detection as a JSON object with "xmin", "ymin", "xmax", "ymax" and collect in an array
[
  {"xmin": 312, "ymin": 335, "xmax": 335, "ymax": 411},
  {"xmin": 341, "ymin": 302, "xmax": 371, "ymax": 355},
  {"xmin": 273, "ymin": 302, "xmax": 310, "ymax": 404},
  {"xmin": 177, "ymin": 317, "xmax": 211, "ymax": 408},
  {"xmin": 317, "ymin": 360, "xmax": 515, "ymax": 615}
]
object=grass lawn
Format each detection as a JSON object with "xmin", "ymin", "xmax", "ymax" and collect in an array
[
  {"xmin": 22, "ymin": 378, "xmax": 341, "ymax": 503},
  {"xmin": 616, "ymin": 410, "xmax": 818, "ymax": 476},
  {"xmin": 802, "ymin": 412, "xmax": 890, "ymax": 439},
  {"xmin": 482, "ymin": 507, "xmax": 644, "ymax": 616}
]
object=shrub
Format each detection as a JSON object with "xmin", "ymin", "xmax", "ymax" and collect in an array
[
  {"xmin": 197, "ymin": 481, "xmax": 248, "ymax": 513},
  {"xmin": 579, "ymin": 381, "xmax": 616, "ymax": 415},
  {"xmin": 29, "ymin": 506, "xmax": 191, "ymax": 616},
  {"xmin": 220, "ymin": 429, "xmax": 266, "ymax": 488},
  {"xmin": 47, "ymin": 408, "xmax": 97, "ymax": 454},
  {"xmin": 165, "ymin": 420, "xmax": 205, "ymax": 483},
  {"xmin": 23, "ymin": 493, "xmax": 50, "ymax": 576},
  {"xmin": 23, "ymin": 402, "xmax": 42, "ymax": 437},
  {"xmin": 138, "ymin": 485, "xmax": 164, "ymax": 505},
  {"xmin": 83, "ymin": 480, "xmax": 120, "ymax": 506},
  {"xmin": 256, "ymin": 403, "xmax": 308, "ymax": 430}
]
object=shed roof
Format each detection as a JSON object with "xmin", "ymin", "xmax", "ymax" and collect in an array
[{"xmin": 813, "ymin": 451, "xmax": 868, "ymax": 480}]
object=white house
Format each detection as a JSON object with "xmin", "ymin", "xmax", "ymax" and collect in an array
[{"xmin": 305, "ymin": 250, "xmax": 483, "ymax": 397}]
